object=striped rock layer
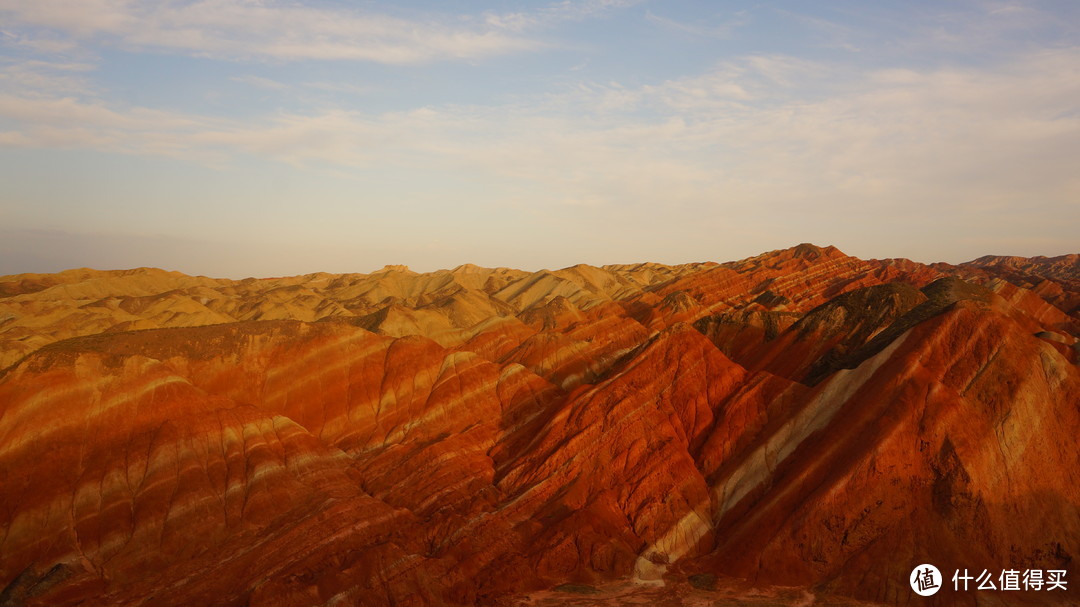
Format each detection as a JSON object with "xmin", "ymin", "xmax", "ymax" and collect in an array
[{"xmin": 0, "ymin": 244, "xmax": 1078, "ymax": 606}]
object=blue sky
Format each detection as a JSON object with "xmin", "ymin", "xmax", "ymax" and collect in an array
[{"xmin": 1, "ymin": 0, "xmax": 1078, "ymax": 277}]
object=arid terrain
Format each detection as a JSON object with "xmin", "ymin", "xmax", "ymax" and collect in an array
[{"xmin": 1, "ymin": 244, "xmax": 1078, "ymax": 606}]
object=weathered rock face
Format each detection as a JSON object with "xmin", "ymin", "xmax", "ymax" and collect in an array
[
  {"xmin": 0, "ymin": 244, "xmax": 1077, "ymax": 606},
  {"xmin": 693, "ymin": 301, "xmax": 1080, "ymax": 605}
]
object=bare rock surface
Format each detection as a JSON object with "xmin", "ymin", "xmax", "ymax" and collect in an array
[{"xmin": 1, "ymin": 245, "xmax": 1077, "ymax": 606}]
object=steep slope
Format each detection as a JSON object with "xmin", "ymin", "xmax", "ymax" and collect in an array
[
  {"xmin": 0, "ymin": 245, "xmax": 1077, "ymax": 606},
  {"xmin": 689, "ymin": 299, "xmax": 1080, "ymax": 605},
  {"xmin": 0, "ymin": 319, "xmax": 792, "ymax": 605},
  {"xmin": 0, "ymin": 321, "xmax": 562, "ymax": 605}
]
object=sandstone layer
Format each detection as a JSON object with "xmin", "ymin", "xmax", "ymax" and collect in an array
[{"xmin": 0, "ymin": 244, "xmax": 1077, "ymax": 606}]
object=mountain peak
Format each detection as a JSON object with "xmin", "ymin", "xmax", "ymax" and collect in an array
[
  {"xmin": 375, "ymin": 264, "xmax": 413, "ymax": 274},
  {"xmin": 790, "ymin": 243, "xmax": 843, "ymax": 260}
]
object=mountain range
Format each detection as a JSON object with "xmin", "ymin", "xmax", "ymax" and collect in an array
[{"xmin": 1, "ymin": 244, "xmax": 1077, "ymax": 606}]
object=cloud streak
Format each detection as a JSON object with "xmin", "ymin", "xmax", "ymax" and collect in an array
[
  {"xmin": 485, "ymin": 0, "xmax": 642, "ymax": 31},
  {"xmin": 3, "ymin": 48, "xmax": 1079, "ymax": 214},
  {"xmin": 645, "ymin": 10, "xmax": 750, "ymax": 40},
  {"xmin": 0, "ymin": 0, "xmax": 544, "ymax": 64}
]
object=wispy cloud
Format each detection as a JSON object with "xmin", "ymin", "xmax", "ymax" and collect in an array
[
  {"xmin": 485, "ymin": 0, "xmax": 643, "ymax": 31},
  {"xmin": 772, "ymin": 8, "xmax": 861, "ymax": 52},
  {"xmin": 3, "ymin": 47, "xmax": 1078, "ymax": 214},
  {"xmin": 303, "ymin": 81, "xmax": 375, "ymax": 96},
  {"xmin": 0, "ymin": 58, "xmax": 98, "ymax": 96},
  {"xmin": 0, "ymin": 0, "xmax": 541, "ymax": 64},
  {"xmin": 231, "ymin": 75, "xmax": 288, "ymax": 90},
  {"xmin": 645, "ymin": 10, "xmax": 750, "ymax": 39},
  {"xmin": 875, "ymin": 0, "xmax": 1080, "ymax": 58}
]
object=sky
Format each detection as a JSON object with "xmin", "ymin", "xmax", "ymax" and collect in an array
[{"xmin": 1, "ymin": 0, "xmax": 1078, "ymax": 278}]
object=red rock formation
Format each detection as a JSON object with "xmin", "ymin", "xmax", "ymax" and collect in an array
[
  {"xmin": 692, "ymin": 299, "xmax": 1080, "ymax": 605},
  {"xmin": 0, "ymin": 244, "xmax": 1076, "ymax": 606},
  {"xmin": 951, "ymin": 253, "xmax": 1080, "ymax": 321}
]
